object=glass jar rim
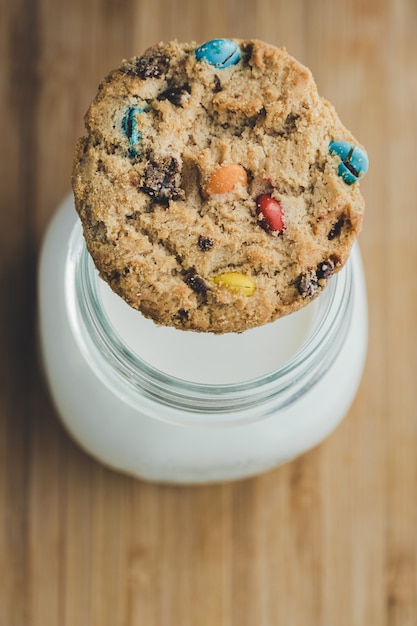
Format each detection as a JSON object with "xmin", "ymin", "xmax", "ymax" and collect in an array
[{"xmin": 66, "ymin": 219, "xmax": 353, "ymax": 424}]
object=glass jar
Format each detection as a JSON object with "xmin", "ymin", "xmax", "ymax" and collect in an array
[{"xmin": 38, "ymin": 195, "xmax": 368, "ymax": 484}]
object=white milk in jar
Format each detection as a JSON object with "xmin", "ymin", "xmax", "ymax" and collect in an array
[
  {"xmin": 38, "ymin": 195, "xmax": 368, "ymax": 483},
  {"xmin": 98, "ymin": 277, "xmax": 317, "ymax": 385}
]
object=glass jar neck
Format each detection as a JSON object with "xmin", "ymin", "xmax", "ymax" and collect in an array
[{"xmin": 66, "ymin": 220, "xmax": 353, "ymax": 425}]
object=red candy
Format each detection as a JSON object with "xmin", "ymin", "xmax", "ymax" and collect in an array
[{"xmin": 256, "ymin": 194, "xmax": 284, "ymax": 233}]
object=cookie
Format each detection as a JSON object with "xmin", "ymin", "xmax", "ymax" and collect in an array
[{"xmin": 72, "ymin": 38, "xmax": 368, "ymax": 334}]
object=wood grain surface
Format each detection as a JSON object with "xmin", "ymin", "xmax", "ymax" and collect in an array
[{"xmin": 1, "ymin": 0, "xmax": 416, "ymax": 624}]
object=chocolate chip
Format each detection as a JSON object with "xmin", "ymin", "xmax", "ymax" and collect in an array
[
  {"xmin": 128, "ymin": 54, "xmax": 169, "ymax": 79},
  {"xmin": 246, "ymin": 112, "xmax": 263, "ymax": 129},
  {"xmin": 316, "ymin": 258, "xmax": 335, "ymax": 281},
  {"xmin": 91, "ymin": 220, "xmax": 108, "ymax": 243},
  {"xmin": 157, "ymin": 84, "xmax": 191, "ymax": 106},
  {"xmin": 140, "ymin": 157, "xmax": 184, "ymax": 203},
  {"xmin": 177, "ymin": 308, "xmax": 189, "ymax": 320},
  {"xmin": 184, "ymin": 270, "xmax": 208, "ymax": 296},
  {"xmin": 241, "ymin": 41, "xmax": 254, "ymax": 60},
  {"xmin": 213, "ymin": 75, "xmax": 222, "ymax": 92},
  {"xmin": 328, "ymin": 216, "xmax": 346, "ymax": 240},
  {"xmin": 297, "ymin": 256, "xmax": 338, "ymax": 297},
  {"xmin": 107, "ymin": 270, "xmax": 121, "ymax": 282},
  {"xmin": 296, "ymin": 269, "xmax": 318, "ymax": 298},
  {"xmin": 283, "ymin": 113, "xmax": 299, "ymax": 134},
  {"xmin": 198, "ymin": 236, "xmax": 214, "ymax": 251},
  {"xmin": 276, "ymin": 113, "xmax": 300, "ymax": 138},
  {"xmin": 309, "ymin": 160, "xmax": 326, "ymax": 174}
]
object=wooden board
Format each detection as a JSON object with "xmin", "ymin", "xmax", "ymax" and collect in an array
[{"xmin": 1, "ymin": 0, "xmax": 417, "ymax": 624}]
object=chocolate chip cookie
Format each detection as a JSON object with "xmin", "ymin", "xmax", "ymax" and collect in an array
[{"xmin": 72, "ymin": 38, "xmax": 368, "ymax": 334}]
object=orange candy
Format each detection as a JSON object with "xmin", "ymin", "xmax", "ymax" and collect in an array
[{"xmin": 204, "ymin": 163, "xmax": 247, "ymax": 197}]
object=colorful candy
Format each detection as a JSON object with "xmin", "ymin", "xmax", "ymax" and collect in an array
[
  {"xmin": 122, "ymin": 106, "xmax": 146, "ymax": 153},
  {"xmin": 195, "ymin": 39, "xmax": 241, "ymax": 69},
  {"xmin": 213, "ymin": 272, "xmax": 256, "ymax": 296},
  {"xmin": 204, "ymin": 164, "xmax": 247, "ymax": 197},
  {"xmin": 256, "ymin": 194, "xmax": 284, "ymax": 233},
  {"xmin": 329, "ymin": 141, "xmax": 369, "ymax": 185}
]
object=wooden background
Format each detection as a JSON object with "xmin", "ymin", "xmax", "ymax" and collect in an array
[{"xmin": 1, "ymin": 0, "xmax": 416, "ymax": 624}]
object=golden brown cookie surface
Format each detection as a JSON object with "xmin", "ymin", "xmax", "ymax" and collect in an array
[{"xmin": 72, "ymin": 38, "xmax": 368, "ymax": 333}]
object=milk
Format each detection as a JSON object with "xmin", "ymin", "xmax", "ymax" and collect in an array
[{"xmin": 98, "ymin": 278, "xmax": 317, "ymax": 384}]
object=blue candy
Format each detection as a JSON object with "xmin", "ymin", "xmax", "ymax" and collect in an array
[
  {"xmin": 122, "ymin": 106, "xmax": 147, "ymax": 154},
  {"xmin": 195, "ymin": 39, "xmax": 241, "ymax": 69},
  {"xmin": 329, "ymin": 140, "xmax": 369, "ymax": 185}
]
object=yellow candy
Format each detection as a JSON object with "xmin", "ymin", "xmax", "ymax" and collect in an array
[
  {"xmin": 204, "ymin": 163, "xmax": 247, "ymax": 197},
  {"xmin": 213, "ymin": 272, "xmax": 256, "ymax": 296}
]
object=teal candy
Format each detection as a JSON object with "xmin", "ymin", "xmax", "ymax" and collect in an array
[
  {"xmin": 329, "ymin": 141, "xmax": 369, "ymax": 185},
  {"xmin": 195, "ymin": 39, "xmax": 241, "ymax": 69},
  {"xmin": 123, "ymin": 107, "xmax": 146, "ymax": 154}
]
